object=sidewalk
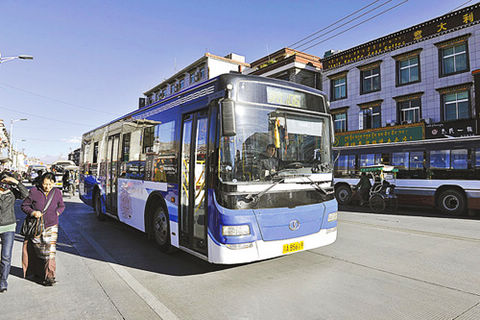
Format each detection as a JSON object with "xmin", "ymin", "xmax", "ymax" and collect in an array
[{"xmin": 1, "ymin": 205, "xmax": 123, "ymax": 319}]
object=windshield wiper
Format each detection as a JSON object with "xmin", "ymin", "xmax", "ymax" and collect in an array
[
  {"xmin": 242, "ymin": 177, "xmax": 285, "ymax": 205},
  {"xmin": 304, "ymin": 176, "xmax": 334, "ymax": 200}
]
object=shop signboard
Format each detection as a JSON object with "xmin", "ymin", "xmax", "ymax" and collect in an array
[
  {"xmin": 425, "ymin": 119, "xmax": 478, "ymax": 139},
  {"xmin": 334, "ymin": 123, "xmax": 424, "ymax": 147}
]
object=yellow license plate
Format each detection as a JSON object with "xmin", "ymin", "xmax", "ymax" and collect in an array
[{"xmin": 282, "ymin": 241, "xmax": 304, "ymax": 254}]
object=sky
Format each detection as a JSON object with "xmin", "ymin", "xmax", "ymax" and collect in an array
[{"xmin": 0, "ymin": 0, "xmax": 475, "ymax": 164}]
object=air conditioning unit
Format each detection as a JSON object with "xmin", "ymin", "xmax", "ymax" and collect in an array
[
  {"xmin": 423, "ymin": 118, "xmax": 432, "ymax": 124},
  {"xmin": 405, "ymin": 119, "xmax": 413, "ymax": 124},
  {"xmin": 386, "ymin": 120, "xmax": 396, "ymax": 126}
]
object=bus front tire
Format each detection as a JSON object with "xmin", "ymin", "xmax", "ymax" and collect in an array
[
  {"xmin": 438, "ymin": 189, "xmax": 466, "ymax": 216},
  {"xmin": 151, "ymin": 206, "xmax": 172, "ymax": 253},
  {"xmin": 94, "ymin": 192, "xmax": 105, "ymax": 221},
  {"xmin": 335, "ymin": 185, "xmax": 352, "ymax": 205}
]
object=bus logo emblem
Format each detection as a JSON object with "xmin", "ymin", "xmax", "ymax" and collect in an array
[{"xmin": 289, "ymin": 220, "xmax": 300, "ymax": 231}]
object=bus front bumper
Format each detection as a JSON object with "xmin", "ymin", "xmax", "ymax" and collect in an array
[{"xmin": 207, "ymin": 227, "xmax": 337, "ymax": 264}]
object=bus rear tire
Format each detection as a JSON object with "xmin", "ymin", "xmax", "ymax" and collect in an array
[
  {"xmin": 94, "ymin": 192, "xmax": 106, "ymax": 221},
  {"xmin": 151, "ymin": 206, "xmax": 172, "ymax": 253},
  {"xmin": 438, "ymin": 189, "xmax": 466, "ymax": 216},
  {"xmin": 335, "ymin": 185, "xmax": 352, "ymax": 205}
]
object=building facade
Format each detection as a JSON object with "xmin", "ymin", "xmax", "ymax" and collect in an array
[
  {"xmin": 322, "ymin": 3, "xmax": 480, "ymax": 145},
  {"xmin": 245, "ymin": 48, "xmax": 322, "ymax": 90},
  {"xmin": 143, "ymin": 53, "xmax": 249, "ymax": 107}
]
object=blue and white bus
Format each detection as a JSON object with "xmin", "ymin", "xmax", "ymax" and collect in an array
[{"xmin": 79, "ymin": 74, "xmax": 337, "ymax": 264}]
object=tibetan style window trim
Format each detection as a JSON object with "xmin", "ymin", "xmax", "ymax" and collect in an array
[
  {"xmin": 435, "ymin": 82, "xmax": 472, "ymax": 95},
  {"xmin": 436, "ymin": 83, "xmax": 472, "ymax": 122},
  {"xmin": 434, "ymin": 34, "xmax": 471, "ymax": 48},
  {"xmin": 392, "ymin": 48, "xmax": 423, "ymax": 61},
  {"xmin": 359, "ymin": 61, "xmax": 381, "ymax": 95},
  {"xmin": 357, "ymin": 60, "xmax": 382, "ymax": 71},
  {"xmin": 393, "ymin": 92, "xmax": 423, "ymax": 125},
  {"xmin": 358, "ymin": 100, "xmax": 383, "ymax": 109},
  {"xmin": 358, "ymin": 100, "xmax": 382, "ymax": 130},
  {"xmin": 436, "ymin": 34, "xmax": 470, "ymax": 77},
  {"xmin": 329, "ymin": 71, "xmax": 348, "ymax": 101},
  {"xmin": 393, "ymin": 49, "xmax": 422, "ymax": 87}
]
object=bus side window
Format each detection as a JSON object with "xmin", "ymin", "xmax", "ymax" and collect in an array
[
  {"xmin": 476, "ymin": 148, "xmax": 480, "ymax": 167},
  {"xmin": 451, "ymin": 149, "xmax": 468, "ymax": 170}
]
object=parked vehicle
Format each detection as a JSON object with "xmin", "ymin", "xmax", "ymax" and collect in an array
[{"xmin": 26, "ymin": 165, "xmax": 48, "ymax": 183}]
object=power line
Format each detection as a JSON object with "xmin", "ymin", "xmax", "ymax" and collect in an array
[
  {"xmin": 450, "ymin": 0, "xmax": 474, "ymax": 12},
  {"xmin": 301, "ymin": 0, "xmax": 408, "ymax": 52},
  {"xmin": 0, "ymin": 104, "xmax": 93, "ymax": 127},
  {"xmin": 0, "ymin": 82, "xmax": 119, "ymax": 116},
  {"xmin": 289, "ymin": 0, "xmax": 383, "ymax": 48},
  {"xmin": 293, "ymin": 0, "xmax": 395, "ymax": 50}
]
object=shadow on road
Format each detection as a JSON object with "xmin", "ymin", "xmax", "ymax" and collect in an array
[{"xmin": 13, "ymin": 197, "xmax": 238, "ymax": 278}]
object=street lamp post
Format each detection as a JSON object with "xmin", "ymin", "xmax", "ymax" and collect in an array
[
  {"xmin": 0, "ymin": 51, "xmax": 34, "ymax": 64},
  {"xmin": 9, "ymin": 118, "xmax": 27, "ymax": 169}
]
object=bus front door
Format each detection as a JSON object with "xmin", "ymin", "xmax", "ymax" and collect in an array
[
  {"xmin": 179, "ymin": 110, "xmax": 208, "ymax": 255},
  {"xmin": 106, "ymin": 134, "xmax": 120, "ymax": 215}
]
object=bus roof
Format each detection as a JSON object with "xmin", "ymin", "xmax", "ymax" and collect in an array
[{"xmin": 83, "ymin": 73, "xmax": 328, "ymax": 137}]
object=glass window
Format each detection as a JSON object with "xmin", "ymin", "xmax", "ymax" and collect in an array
[
  {"xmin": 475, "ymin": 149, "xmax": 480, "ymax": 167},
  {"xmin": 348, "ymin": 155, "xmax": 356, "ymax": 170},
  {"xmin": 337, "ymin": 155, "xmax": 348, "ymax": 170},
  {"xmin": 443, "ymin": 91, "xmax": 469, "ymax": 121},
  {"xmin": 409, "ymin": 152, "xmax": 424, "ymax": 169},
  {"xmin": 361, "ymin": 66, "xmax": 380, "ymax": 94},
  {"xmin": 93, "ymin": 142, "xmax": 99, "ymax": 163},
  {"xmin": 121, "ymin": 133, "xmax": 131, "ymax": 162},
  {"xmin": 451, "ymin": 149, "xmax": 468, "ymax": 169},
  {"xmin": 142, "ymin": 126, "xmax": 155, "ymax": 153},
  {"xmin": 398, "ymin": 56, "xmax": 419, "ymax": 85},
  {"xmin": 332, "ymin": 77, "xmax": 346, "ymax": 100},
  {"xmin": 199, "ymin": 68, "xmax": 206, "ymax": 79},
  {"xmin": 392, "ymin": 152, "xmax": 409, "ymax": 169},
  {"xmin": 179, "ymin": 79, "xmax": 185, "ymax": 89},
  {"xmin": 398, "ymin": 98, "xmax": 421, "ymax": 124},
  {"xmin": 362, "ymin": 106, "xmax": 381, "ymax": 129},
  {"xmin": 430, "ymin": 150, "xmax": 450, "ymax": 169},
  {"xmin": 360, "ymin": 154, "xmax": 381, "ymax": 167},
  {"xmin": 441, "ymin": 43, "xmax": 468, "ymax": 75},
  {"xmin": 334, "ymin": 112, "xmax": 347, "ymax": 132},
  {"xmin": 153, "ymin": 121, "xmax": 176, "ymax": 154}
]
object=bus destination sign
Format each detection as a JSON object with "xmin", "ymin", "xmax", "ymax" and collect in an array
[
  {"xmin": 266, "ymin": 86, "xmax": 305, "ymax": 108},
  {"xmin": 334, "ymin": 123, "xmax": 424, "ymax": 147}
]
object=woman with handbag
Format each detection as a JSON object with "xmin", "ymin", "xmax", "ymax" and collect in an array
[
  {"xmin": 0, "ymin": 171, "xmax": 28, "ymax": 293},
  {"xmin": 21, "ymin": 172, "xmax": 65, "ymax": 286}
]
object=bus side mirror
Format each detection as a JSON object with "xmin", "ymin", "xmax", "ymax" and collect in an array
[{"xmin": 221, "ymin": 98, "xmax": 236, "ymax": 136}]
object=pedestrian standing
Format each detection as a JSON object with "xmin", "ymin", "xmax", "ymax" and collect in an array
[
  {"xmin": 0, "ymin": 171, "xmax": 29, "ymax": 292},
  {"xmin": 21, "ymin": 172, "xmax": 65, "ymax": 286}
]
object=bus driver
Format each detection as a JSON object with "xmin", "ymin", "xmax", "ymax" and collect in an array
[{"xmin": 260, "ymin": 144, "xmax": 279, "ymax": 178}]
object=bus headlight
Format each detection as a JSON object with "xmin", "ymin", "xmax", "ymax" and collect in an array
[
  {"xmin": 222, "ymin": 225, "xmax": 250, "ymax": 236},
  {"xmin": 328, "ymin": 212, "xmax": 337, "ymax": 222},
  {"xmin": 226, "ymin": 243, "xmax": 254, "ymax": 250}
]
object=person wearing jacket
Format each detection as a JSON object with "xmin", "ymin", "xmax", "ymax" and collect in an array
[
  {"xmin": 21, "ymin": 172, "xmax": 65, "ymax": 286},
  {"xmin": 0, "ymin": 171, "xmax": 29, "ymax": 292}
]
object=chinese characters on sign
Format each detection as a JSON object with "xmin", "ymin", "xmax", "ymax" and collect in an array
[
  {"xmin": 425, "ymin": 119, "xmax": 478, "ymax": 139},
  {"xmin": 334, "ymin": 123, "xmax": 424, "ymax": 147},
  {"xmin": 323, "ymin": 5, "xmax": 480, "ymax": 70}
]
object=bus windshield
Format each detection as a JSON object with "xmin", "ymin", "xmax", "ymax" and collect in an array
[{"xmin": 220, "ymin": 103, "xmax": 331, "ymax": 183}]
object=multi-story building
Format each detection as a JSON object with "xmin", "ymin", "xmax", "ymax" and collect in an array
[
  {"xmin": 322, "ymin": 3, "xmax": 480, "ymax": 144},
  {"xmin": 0, "ymin": 120, "xmax": 10, "ymax": 168},
  {"xmin": 142, "ymin": 53, "xmax": 249, "ymax": 107},
  {"xmin": 244, "ymin": 47, "xmax": 322, "ymax": 89}
]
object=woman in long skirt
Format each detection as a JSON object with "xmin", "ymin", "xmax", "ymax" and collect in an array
[{"xmin": 21, "ymin": 172, "xmax": 65, "ymax": 286}]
